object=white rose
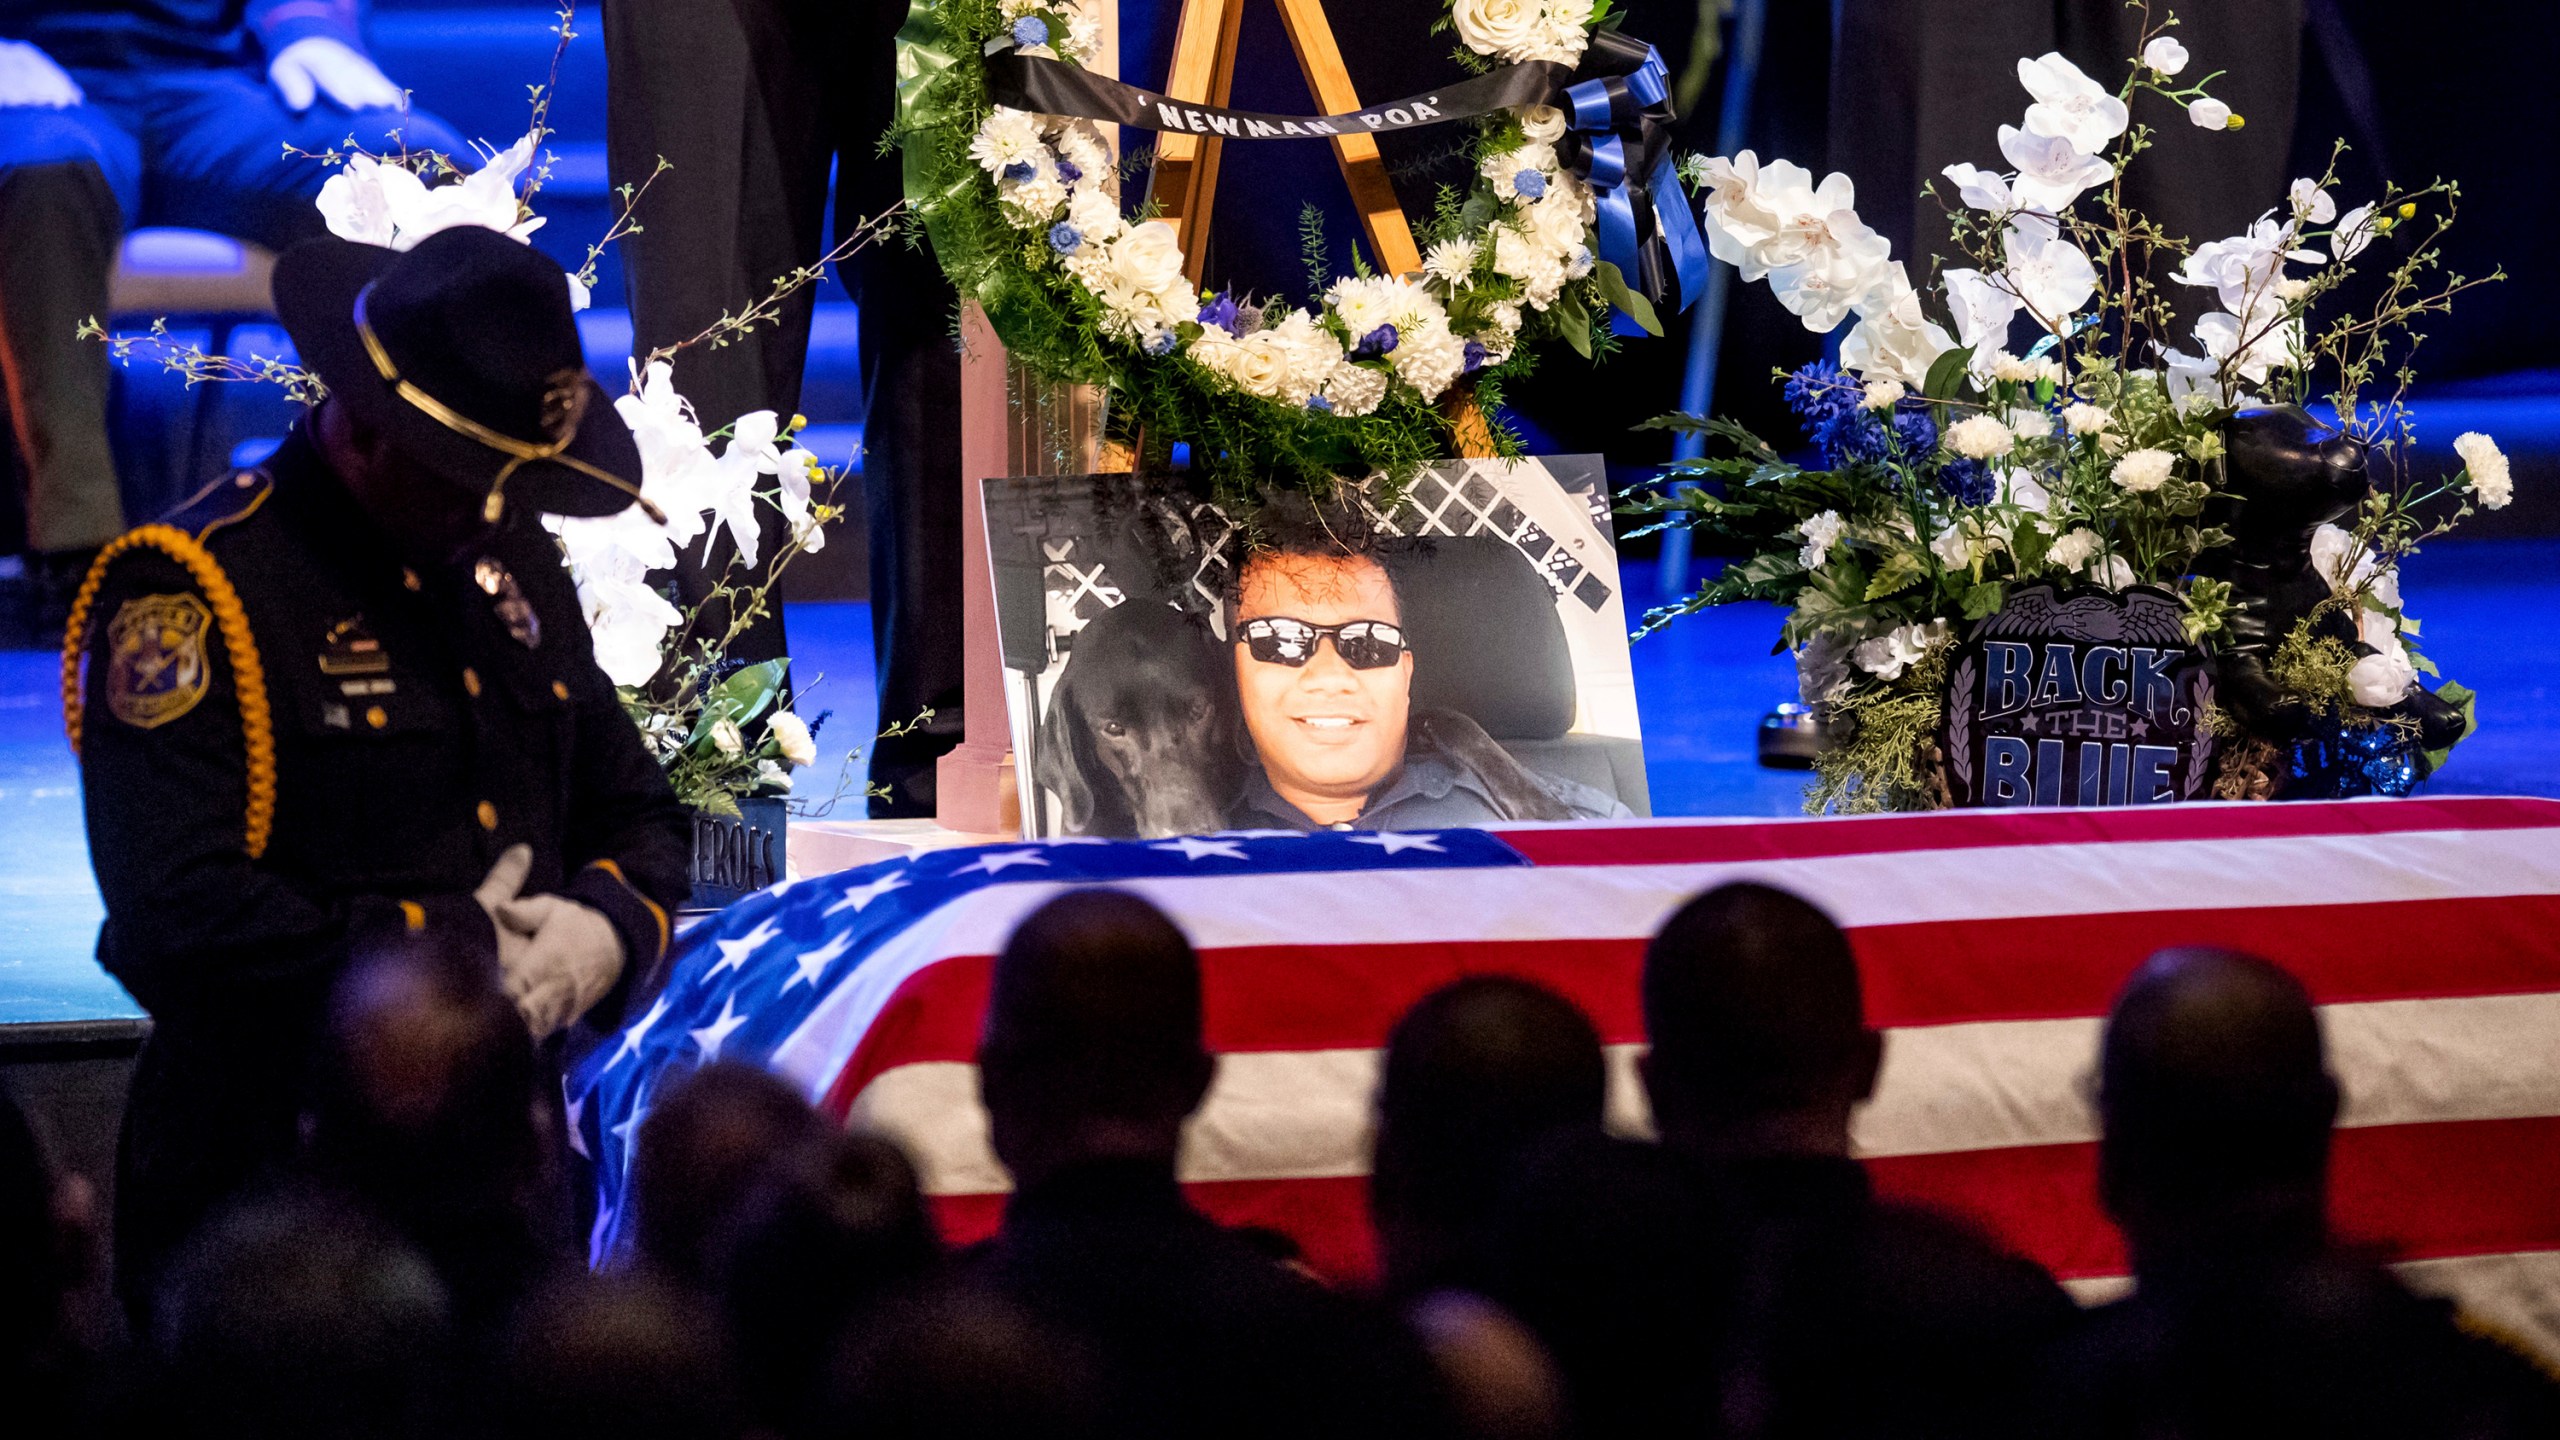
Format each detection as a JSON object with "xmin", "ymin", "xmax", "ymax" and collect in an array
[
  {"xmin": 2453, "ymin": 430, "xmax": 2512, "ymax": 509},
  {"xmin": 1525, "ymin": 190, "xmax": 1588, "ymax": 255},
  {"xmin": 1518, "ymin": 104, "xmax": 1568, "ymax": 144},
  {"xmin": 2142, "ymin": 36, "xmax": 2189, "ymax": 76},
  {"xmin": 1107, "ymin": 220, "xmax": 1188, "ymax": 297},
  {"xmin": 1230, "ymin": 332, "xmax": 1297, "ymax": 400},
  {"xmin": 2111, "ymin": 447, "xmax": 2176, "ymax": 492},
  {"xmin": 1451, "ymin": 0, "xmax": 1544, "ymax": 59},
  {"xmin": 768, "ymin": 710, "xmax": 818, "ymax": 767},
  {"xmin": 1266, "ymin": 309, "xmax": 1344, "ymax": 398},
  {"xmin": 2187, "ymin": 96, "xmax": 2233, "ymax": 130},
  {"xmin": 1945, "ymin": 414, "xmax": 2016, "ymax": 460},
  {"xmin": 2348, "ymin": 647, "xmax": 2417, "ymax": 707},
  {"xmin": 711, "ymin": 717, "xmax": 745, "ymax": 757}
]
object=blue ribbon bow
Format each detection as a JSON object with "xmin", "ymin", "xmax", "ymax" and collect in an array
[{"xmin": 1561, "ymin": 32, "xmax": 1710, "ymax": 336}]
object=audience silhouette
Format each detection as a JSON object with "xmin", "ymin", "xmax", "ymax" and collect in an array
[{"xmin": 2040, "ymin": 946, "xmax": 2560, "ymax": 1437}]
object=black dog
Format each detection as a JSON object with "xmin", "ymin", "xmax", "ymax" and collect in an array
[{"xmin": 1032, "ymin": 600, "xmax": 1241, "ymax": 837}]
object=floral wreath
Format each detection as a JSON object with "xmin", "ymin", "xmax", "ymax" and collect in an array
[{"xmin": 893, "ymin": 0, "xmax": 1698, "ymax": 500}]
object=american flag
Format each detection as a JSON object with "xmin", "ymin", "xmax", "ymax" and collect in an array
[{"xmin": 570, "ymin": 796, "xmax": 2560, "ymax": 1360}]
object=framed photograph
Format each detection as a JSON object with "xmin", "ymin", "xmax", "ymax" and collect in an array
[{"xmin": 982, "ymin": 456, "xmax": 1649, "ymax": 838}]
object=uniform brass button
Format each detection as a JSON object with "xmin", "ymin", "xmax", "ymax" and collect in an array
[
  {"xmin": 477, "ymin": 801, "xmax": 499, "ymax": 832},
  {"xmin": 364, "ymin": 705, "xmax": 388, "ymax": 730},
  {"xmin": 402, "ymin": 568, "xmax": 422, "ymax": 592},
  {"xmin": 550, "ymin": 680, "xmax": 570, "ymax": 701},
  {"xmin": 463, "ymin": 668, "xmax": 482, "ymax": 697}
]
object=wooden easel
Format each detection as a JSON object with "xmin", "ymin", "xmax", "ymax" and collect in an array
[{"xmin": 935, "ymin": 0, "xmax": 1493, "ymax": 836}]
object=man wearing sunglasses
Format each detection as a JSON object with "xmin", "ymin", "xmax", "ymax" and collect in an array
[{"xmin": 1227, "ymin": 546, "xmax": 1624, "ymax": 832}]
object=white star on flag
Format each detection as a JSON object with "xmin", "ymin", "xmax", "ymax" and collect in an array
[
  {"xmin": 823, "ymin": 872, "xmax": 910, "ymax": 917},
  {"xmin": 1152, "ymin": 836, "xmax": 1250, "ymax": 861},
  {"xmin": 781, "ymin": 930, "xmax": 859, "ymax": 993},
  {"xmin": 688, "ymin": 994, "xmax": 751, "ymax": 1062},
  {"xmin": 604, "ymin": 996, "xmax": 670, "ymax": 1071},
  {"xmin": 706, "ymin": 916, "xmax": 784, "ymax": 979},
  {"xmin": 609, "ymin": 1084, "xmax": 651, "ymax": 1168},
  {"xmin": 1349, "ymin": 831, "xmax": 1446, "ymax": 855},
  {"xmin": 955, "ymin": 848, "xmax": 1050, "ymax": 876}
]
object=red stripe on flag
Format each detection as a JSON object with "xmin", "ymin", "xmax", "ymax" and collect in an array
[
  {"xmin": 926, "ymin": 1116, "xmax": 2560, "ymax": 1289},
  {"xmin": 1498, "ymin": 797, "xmax": 2560, "ymax": 868},
  {"xmin": 822, "ymin": 893, "xmax": 2560, "ymax": 1106}
]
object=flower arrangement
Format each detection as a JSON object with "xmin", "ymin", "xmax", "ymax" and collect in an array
[
  {"xmin": 1627, "ymin": 11, "xmax": 2505, "ymax": 812},
  {"xmin": 896, "ymin": 0, "xmax": 1662, "ymax": 501}
]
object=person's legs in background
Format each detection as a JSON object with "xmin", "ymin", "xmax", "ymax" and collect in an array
[
  {"xmin": 0, "ymin": 102, "xmax": 141, "ymax": 641},
  {"xmin": 843, "ymin": 0, "xmax": 965, "ymax": 818},
  {"xmin": 602, "ymin": 0, "xmax": 823, "ymax": 673}
]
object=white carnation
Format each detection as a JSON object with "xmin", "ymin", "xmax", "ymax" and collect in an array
[
  {"xmin": 2060, "ymin": 401, "xmax": 2111, "ymax": 435},
  {"xmin": 1945, "ymin": 414, "xmax": 2016, "ymax": 460},
  {"xmin": 768, "ymin": 710, "xmax": 818, "ymax": 767},
  {"xmin": 2453, "ymin": 431, "xmax": 2512, "ymax": 509},
  {"xmin": 1392, "ymin": 314, "xmax": 1468, "ymax": 401},
  {"xmin": 1797, "ymin": 509, "xmax": 1846, "ymax": 570},
  {"xmin": 1861, "ymin": 379, "xmax": 1906, "ymax": 411},
  {"xmin": 2045, "ymin": 526, "xmax": 2102, "ymax": 571},
  {"xmin": 2111, "ymin": 447, "xmax": 2176, "ymax": 492},
  {"xmin": 1320, "ymin": 361, "xmax": 1389, "ymax": 417}
]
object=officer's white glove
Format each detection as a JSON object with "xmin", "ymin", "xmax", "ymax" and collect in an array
[
  {"xmin": 472, "ymin": 844, "xmax": 536, "ymax": 972},
  {"xmin": 494, "ymin": 894, "xmax": 627, "ymax": 1041},
  {"xmin": 266, "ymin": 37, "xmax": 404, "ymax": 114},
  {"xmin": 0, "ymin": 41, "xmax": 82, "ymax": 109}
]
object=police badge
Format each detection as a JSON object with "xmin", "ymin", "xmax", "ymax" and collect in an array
[{"xmin": 105, "ymin": 592, "xmax": 215, "ymax": 729}]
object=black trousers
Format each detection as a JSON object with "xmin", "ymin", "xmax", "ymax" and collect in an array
[
  {"xmin": 604, "ymin": 0, "xmax": 966, "ymax": 815},
  {"xmin": 1828, "ymin": 0, "xmax": 2305, "ymax": 310}
]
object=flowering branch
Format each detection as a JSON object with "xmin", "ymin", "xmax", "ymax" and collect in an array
[
  {"xmin": 645, "ymin": 201, "xmax": 905, "ymax": 364},
  {"xmin": 77, "ymin": 317, "xmax": 326, "ymax": 404}
]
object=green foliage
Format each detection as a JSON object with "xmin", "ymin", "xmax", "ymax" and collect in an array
[{"xmin": 1808, "ymin": 645, "xmax": 1951, "ymax": 814}]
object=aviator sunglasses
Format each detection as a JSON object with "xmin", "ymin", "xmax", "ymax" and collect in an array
[{"xmin": 1237, "ymin": 617, "xmax": 1409, "ymax": 670}]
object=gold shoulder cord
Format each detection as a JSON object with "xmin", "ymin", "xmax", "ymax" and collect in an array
[{"xmin": 61, "ymin": 524, "xmax": 279, "ymax": 859}]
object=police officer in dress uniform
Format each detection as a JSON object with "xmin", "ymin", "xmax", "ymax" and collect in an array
[{"xmin": 66, "ymin": 224, "xmax": 691, "ymax": 1313}]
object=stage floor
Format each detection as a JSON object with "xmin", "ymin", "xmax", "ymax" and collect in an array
[{"xmin": 4, "ymin": 538, "xmax": 2554, "ymax": 1025}]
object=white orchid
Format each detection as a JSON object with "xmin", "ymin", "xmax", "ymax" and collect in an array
[
  {"xmin": 2177, "ymin": 217, "xmax": 2318, "ymax": 312},
  {"xmin": 2142, "ymin": 36, "xmax": 2190, "ymax": 76},
  {"xmin": 1852, "ymin": 619, "xmax": 1949, "ymax": 680},
  {"xmin": 707, "ymin": 411, "xmax": 785, "ymax": 569},
  {"xmin": 2310, "ymin": 523, "xmax": 2401, "ymax": 610},
  {"xmin": 2288, "ymin": 178, "xmax": 2338, "ymax": 225},
  {"xmin": 2328, "ymin": 203, "xmax": 2378, "ymax": 264},
  {"xmin": 2188, "ymin": 96, "xmax": 2232, "ymax": 130},
  {"xmin": 2017, "ymin": 52, "xmax": 2129, "ymax": 154},
  {"xmin": 2001, "ymin": 215, "xmax": 2099, "ymax": 327},
  {"xmin": 2193, "ymin": 297, "xmax": 2300, "ymax": 385},
  {"xmin": 1997, "ymin": 124, "xmax": 2113, "ymax": 211},
  {"xmin": 1838, "ymin": 272, "xmax": 1955, "ymax": 386},
  {"xmin": 1941, "ymin": 267, "xmax": 2022, "ymax": 370},
  {"xmin": 1766, "ymin": 205, "xmax": 1895, "ymax": 330},
  {"xmin": 315, "ymin": 132, "xmax": 577, "ymax": 305},
  {"xmin": 1940, "ymin": 163, "xmax": 2013, "ymax": 212}
]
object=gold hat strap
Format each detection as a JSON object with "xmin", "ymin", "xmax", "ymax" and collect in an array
[
  {"xmin": 352, "ymin": 284, "xmax": 664, "ymax": 526},
  {"xmin": 62, "ymin": 525, "xmax": 278, "ymax": 859}
]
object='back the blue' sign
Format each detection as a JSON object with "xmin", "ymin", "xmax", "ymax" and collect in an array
[{"xmin": 1942, "ymin": 584, "xmax": 2218, "ymax": 808}]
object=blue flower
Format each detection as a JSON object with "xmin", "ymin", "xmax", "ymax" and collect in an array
[
  {"xmin": 808, "ymin": 708, "xmax": 833, "ymax": 739},
  {"xmin": 1308, "ymin": 394, "xmax": 1335, "ymax": 413},
  {"xmin": 1145, "ymin": 331, "xmax": 1178, "ymax": 357},
  {"xmin": 1054, "ymin": 156, "xmax": 1082, "ymax": 184},
  {"xmin": 1009, "ymin": 15, "xmax": 1050, "ymax": 48},
  {"xmin": 1001, "ymin": 160, "xmax": 1036, "ymax": 184},
  {"xmin": 1782, "ymin": 360, "xmax": 1859, "ymax": 429},
  {"xmin": 1814, "ymin": 411, "xmax": 1890, "ymax": 467},
  {"xmin": 1354, "ymin": 324, "xmax": 1400, "ymax": 358},
  {"xmin": 1046, "ymin": 222, "xmax": 1082, "ymax": 254},
  {"xmin": 1889, "ymin": 398, "xmax": 1939, "ymax": 456},
  {"xmin": 1462, "ymin": 340, "xmax": 1490, "ymax": 373},
  {"xmin": 1513, "ymin": 169, "xmax": 1548, "ymax": 200},
  {"xmin": 1197, "ymin": 289, "xmax": 1239, "ymax": 332},
  {"xmin": 1938, "ymin": 457, "xmax": 1999, "ymax": 506}
]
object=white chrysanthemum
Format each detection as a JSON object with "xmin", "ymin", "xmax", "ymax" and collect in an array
[
  {"xmin": 1425, "ymin": 237, "xmax": 1481, "ymax": 291},
  {"xmin": 1321, "ymin": 361, "xmax": 1390, "ymax": 417},
  {"xmin": 1945, "ymin": 414, "xmax": 2016, "ymax": 459},
  {"xmin": 1491, "ymin": 227, "xmax": 1568, "ymax": 307},
  {"xmin": 2453, "ymin": 431, "xmax": 2512, "ymax": 509},
  {"xmin": 2111, "ymin": 447, "xmax": 2177, "ymax": 492},
  {"xmin": 969, "ymin": 108, "xmax": 1047, "ymax": 175}
]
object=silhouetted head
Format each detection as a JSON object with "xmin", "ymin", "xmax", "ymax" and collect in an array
[
  {"xmin": 978, "ymin": 890, "xmax": 1214, "ymax": 1190},
  {"xmin": 631, "ymin": 1061, "xmax": 831, "ymax": 1291},
  {"xmin": 823, "ymin": 1280, "xmax": 1106, "ymax": 1440},
  {"xmin": 1372, "ymin": 977, "xmax": 1607, "ymax": 1298},
  {"xmin": 2099, "ymin": 947, "xmax": 2339, "ymax": 1268},
  {"xmin": 497, "ymin": 1271, "xmax": 744, "ymax": 1440},
  {"xmin": 151, "ymin": 1189, "xmax": 454, "ymax": 1439},
  {"xmin": 983, "ymin": 886, "xmax": 1213, "ymax": 1188},
  {"xmin": 711, "ymin": 1131, "xmax": 941, "ymax": 1432},
  {"xmin": 305, "ymin": 933, "xmax": 549, "ymax": 1326},
  {"xmin": 1640, "ymin": 882, "xmax": 1881, "ymax": 1157}
]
